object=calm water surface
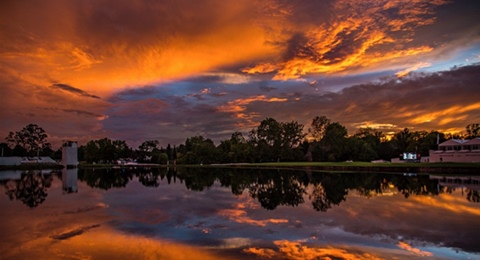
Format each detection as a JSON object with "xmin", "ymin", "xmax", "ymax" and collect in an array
[{"xmin": 0, "ymin": 167, "xmax": 479, "ymax": 260}]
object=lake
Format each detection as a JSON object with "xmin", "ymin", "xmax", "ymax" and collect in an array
[{"xmin": 1, "ymin": 167, "xmax": 479, "ymax": 259}]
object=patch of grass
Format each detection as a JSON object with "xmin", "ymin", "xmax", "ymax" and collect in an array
[{"xmin": 246, "ymin": 161, "xmax": 480, "ymax": 168}]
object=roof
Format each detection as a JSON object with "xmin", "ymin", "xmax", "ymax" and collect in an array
[
  {"xmin": 439, "ymin": 139, "xmax": 467, "ymax": 147},
  {"xmin": 464, "ymin": 137, "xmax": 480, "ymax": 145}
]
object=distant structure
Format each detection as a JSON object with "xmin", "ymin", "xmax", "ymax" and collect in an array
[
  {"xmin": 62, "ymin": 141, "xmax": 78, "ymax": 168},
  {"xmin": 0, "ymin": 156, "xmax": 57, "ymax": 166},
  {"xmin": 429, "ymin": 138, "xmax": 480, "ymax": 163}
]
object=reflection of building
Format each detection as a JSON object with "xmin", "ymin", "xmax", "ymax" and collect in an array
[
  {"xmin": 62, "ymin": 141, "xmax": 78, "ymax": 168},
  {"xmin": 430, "ymin": 175, "xmax": 480, "ymax": 191},
  {"xmin": 62, "ymin": 168, "xmax": 78, "ymax": 193},
  {"xmin": 429, "ymin": 138, "xmax": 480, "ymax": 163}
]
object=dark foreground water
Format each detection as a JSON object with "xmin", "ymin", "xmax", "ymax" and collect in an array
[{"xmin": 1, "ymin": 167, "xmax": 479, "ymax": 260}]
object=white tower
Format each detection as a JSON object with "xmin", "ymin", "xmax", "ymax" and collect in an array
[{"xmin": 62, "ymin": 141, "xmax": 78, "ymax": 168}]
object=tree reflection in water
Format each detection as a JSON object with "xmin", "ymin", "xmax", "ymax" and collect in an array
[
  {"xmin": 4, "ymin": 171, "xmax": 53, "ymax": 208},
  {"xmin": 3, "ymin": 167, "xmax": 479, "ymax": 210},
  {"xmin": 78, "ymin": 168, "xmax": 134, "ymax": 190},
  {"xmin": 61, "ymin": 167, "xmax": 480, "ymax": 210}
]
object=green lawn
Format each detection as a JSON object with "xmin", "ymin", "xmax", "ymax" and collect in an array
[{"xmin": 245, "ymin": 161, "xmax": 480, "ymax": 168}]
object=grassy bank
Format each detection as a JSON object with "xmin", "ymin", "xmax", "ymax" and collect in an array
[
  {"xmin": 226, "ymin": 161, "xmax": 480, "ymax": 174},
  {"xmin": 246, "ymin": 162, "xmax": 480, "ymax": 168},
  {"xmin": 4, "ymin": 161, "xmax": 478, "ymax": 174}
]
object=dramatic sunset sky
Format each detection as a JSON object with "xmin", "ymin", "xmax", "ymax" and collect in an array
[{"xmin": 1, "ymin": 0, "xmax": 479, "ymax": 148}]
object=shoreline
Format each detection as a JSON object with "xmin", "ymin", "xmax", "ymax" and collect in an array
[{"xmin": 1, "ymin": 162, "xmax": 479, "ymax": 174}]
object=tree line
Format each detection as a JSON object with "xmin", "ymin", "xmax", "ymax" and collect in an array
[{"xmin": 2, "ymin": 119, "xmax": 479, "ymax": 164}]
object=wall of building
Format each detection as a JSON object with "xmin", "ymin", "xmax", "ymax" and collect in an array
[
  {"xmin": 429, "ymin": 150, "xmax": 480, "ymax": 163},
  {"xmin": 0, "ymin": 157, "xmax": 22, "ymax": 166}
]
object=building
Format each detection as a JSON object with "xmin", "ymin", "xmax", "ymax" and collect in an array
[
  {"xmin": 429, "ymin": 138, "xmax": 480, "ymax": 163},
  {"xmin": 61, "ymin": 141, "xmax": 78, "ymax": 168},
  {"xmin": 0, "ymin": 156, "xmax": 57, "ymax": 166}
]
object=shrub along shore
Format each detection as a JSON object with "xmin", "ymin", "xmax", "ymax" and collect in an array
[{"xmin": 2, "ymin": 161, "xmax": 478, "ymax": 174}]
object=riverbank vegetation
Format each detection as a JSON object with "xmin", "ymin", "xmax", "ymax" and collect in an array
[{"xmin": 2, "ymin": 118, "xmax": 479, "ymax": 165}]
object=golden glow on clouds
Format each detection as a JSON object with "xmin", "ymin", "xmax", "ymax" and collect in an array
[
  {"xmin": 8, "ymin": 226, "xmax": 224, "ymax": 260},
  {"xmin": 408, "ymin": 193, "xmax": 480, "ymax": 216},
  {"xmin": 397, "ymin": 241, "xmax": 433, "ymax": 257},
  {"xmin": 1, "ymin": 0, "xmax": 452, "ymax": 96},
  {"xmin": 218, "ymin": 95, "xmax": 288, "ymax": 128},
  {"xmin": 243, "ymin": 0, "xmax": 446, "ymax": 80},
  {"xmin": 396, "ymin": 62, "xmax": 432, "ymax": 77},
  {"xmin": 244, "ymin": 240, "xmax": 384, "ymax": 260},
  {"xmin": 353, "ymin": 122, "xmax": 398, "ymax": 130},
  {"xmin": 220, "ymin": 208, "xmax": 288, "ymax": 226},
  {"xmin": 408, "ymin": 102, "xmax": 480, "ymax": 125},
  {"xmin": 0, "ymin": 0, "xmax": 276, "ymax": 95},
  {"xmin": 219, "ymin": 195, "xmax": 289, "ymax": 227}
]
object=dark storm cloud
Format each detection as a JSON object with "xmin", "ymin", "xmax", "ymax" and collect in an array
[
  {"xmin": 102, "ymin": 93, "xmax": 240, "ymax": 146},
  {"xmin": 209, "ymin": 92, "xmax": 228, "ymax": 98},
  {"xmin": 50, "ymin": 83, "xmax": 100, "ymax": 99},
  {"xmin": 259, "ymin": 84, "xmax": 277, "ymax": 93},
  {"xmin": 0, "ymin": 67, "xmax": 110, "ymax": 147},
  {"xmin": 238, "ymin": 64, "xmax": 480, "ymax": 135},
  {"xmin": 243, "ymin": 0, "xmax": 472, "ymax": 79},
  {"xmin": 62, "ymin": 109, "xmax": 104, "ymax": 118}
]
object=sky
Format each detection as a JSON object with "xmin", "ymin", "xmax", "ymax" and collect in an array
[{"xmin": 1, "ymin": 0, "xmax": 480, "ymax": 149}]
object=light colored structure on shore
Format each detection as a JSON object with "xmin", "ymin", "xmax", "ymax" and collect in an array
[
  {"xmin": 429, "ymin": 138, "xmax": 480, "ymax": 163},
  {"xmin": 62, "ymin": 141, "xmax": 78, "ymax": 168},
  {"xmin": 0, "ymin": 156, "xmax": 56, "ymax": 166}
]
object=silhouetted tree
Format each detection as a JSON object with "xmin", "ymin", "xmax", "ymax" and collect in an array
[
  {"xmin": 5, "ymin": 124, "xmax": 51, "ymax": 156},
  {"xmin": 179, "ymin": 136, "xmax": 217, "ymax": 164},
  {"xmin": 319, "ymin": 122, "xmax": 348, "ymax": 161},
  {"xmin": 465, "ymin": 123, "xmax": 480, "ymax": 138},
  {"xmin": 138, "ymin": 140, "xmax": 159, "ymax": 162},
  {"xmin": 82, "ymin": 138, "xmax": 132, "ymax": 163},
  {"xmin": 308, "ymin": 116, "xmax": 331, "ymax": 141}
]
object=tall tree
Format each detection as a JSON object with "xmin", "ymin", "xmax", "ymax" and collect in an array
[
  {"xmin": 249, "ymin": 118, "xmax": 283, "ymax": 162},
  {"xmin": 137, "ymin": 140, "xmax": 159, "ymax": 162},
  {"xmin": 166, "ymin": 144, "xmax": 172, "ymax": 162},
  {"xmin": 5, "ymin": 124, "xmax": 51, "ymax": 156},
  {"xmin": 83, "ymin": 138, "xmax": 131, "ymax": 163},
  {"xmin": 280, "ymin": 121, "xmax": 306, "ymax": 161},
  {"xmin": 248, "ymin": 118, "xmax": 305, "ymax": 162},
  {"xmin": 180, "ymin": 136, "xmax": 217, "ymax": 164},
  {"xmin": 308, "ymin": 116, "xmax": 331, "ymax": 141},
  {"xmin": 319, "ymin": 122, "xmax": 348, "ymax": 161},
  {"xmin": 465, "ymin": 123, "xmax": 480, "ymax": 138},
  {"xmin": 392, "ymin": 128, "xmax": 413, "ymax": 154}
]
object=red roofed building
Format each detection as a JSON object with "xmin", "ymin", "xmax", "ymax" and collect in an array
[{"xmin": 429, "ymin": 138, "xmax": 480, "ymax": 163}]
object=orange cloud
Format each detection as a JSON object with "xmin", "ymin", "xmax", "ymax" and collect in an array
[
  {"xmin": 353, "ymin": 122, "xmax": 398, "ymax": 130},
  {"xmin": 243, "ymin": 0, "xmax": 447, "ymax": 80},
  {"xmin": 4, "ymin": 225, "xmax": 225, "ymax": 260},
  {"xmin": 244, "ymin": 240, "xmax": 384, "ymax": 260},
  {"xmin": 219, "ymin": 208, "xmax": 288, "ymax": 227},
  {"xmin": 0, "ymin": 0, "xmax": 277, "ymax": 96},
  {"xmin": 407, "ymin": 102, "xmax": 480, "ymax": 125},
  {"xmin": 408, "ymin": 194, "xmax": 480, "ymax": 216},
  {"xmin": 397, "ymin": 241, "xmax": 433, "ymax": 257},
  {"xmin": 218, "ymin": 95, "xmax": 288, "ymax": 128},
  {"xmin": 219, "ymin": 195, "xmax": 288, "ymax": 226},
  {"xmin": 396, "ymin": 62, "xmax": 432, "ymax": 77}
]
